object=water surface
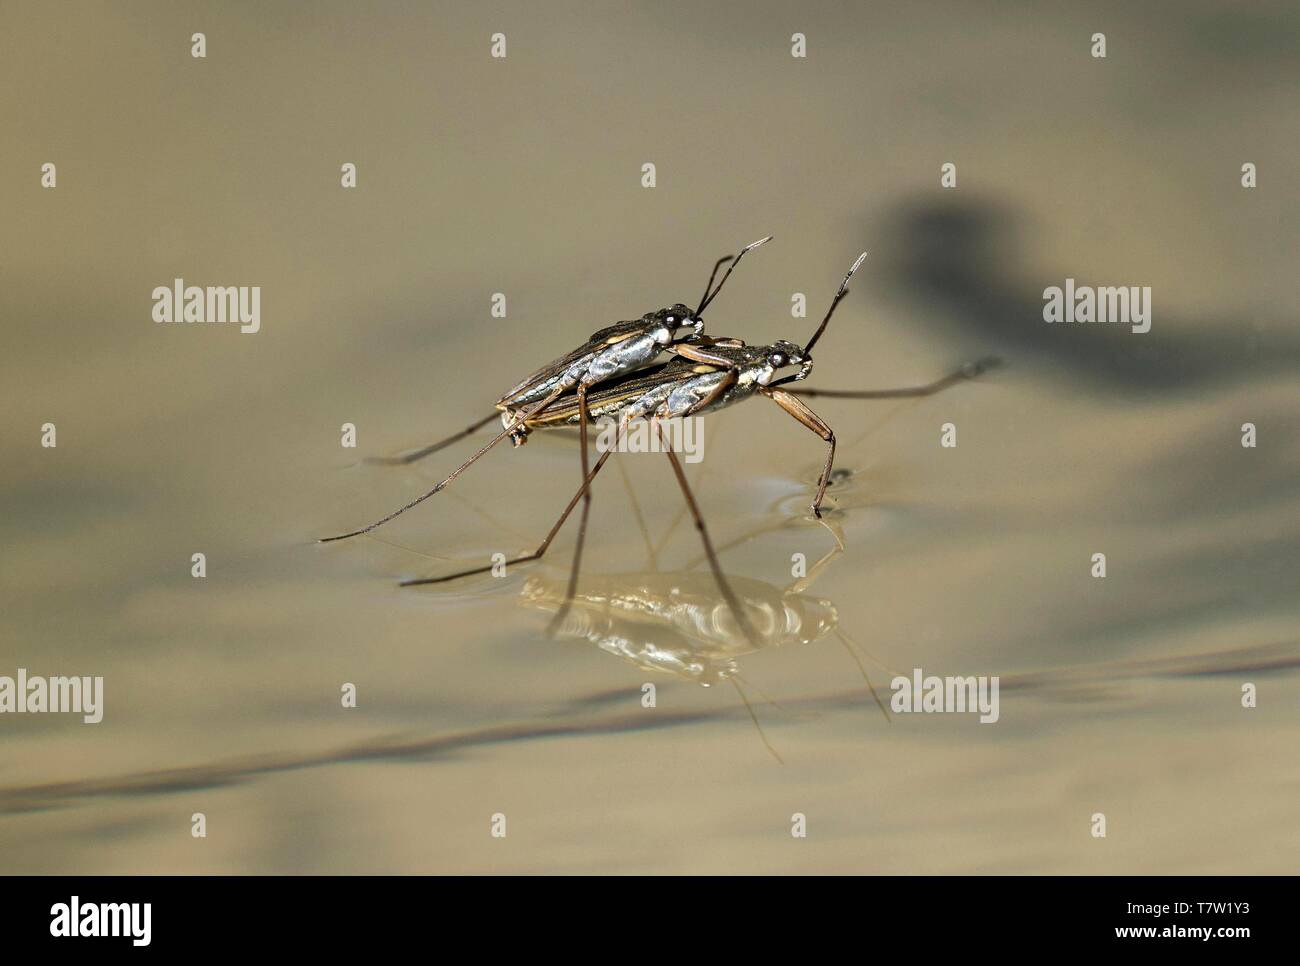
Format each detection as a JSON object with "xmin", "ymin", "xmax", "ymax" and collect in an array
[{"xmin": 1, "ymin": 0, "xmax": 1297, "ymax": 873}]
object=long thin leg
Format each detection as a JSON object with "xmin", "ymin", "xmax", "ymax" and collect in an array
[
  {"xmin": 545, "ymin": 384, "xmax": 594, "ymax": 636},
  {"xmin": 365, "ymin": 411, "xmax": 499, "ymax": 466},
  {"xmin": 783, "ymin": 357, "xmax": 1002, "ymax": 399},
  {"xmin": 401, "ymin": 445, "xmax": 616, "ymax": 586},
  {"xmin": 651, "ymin": 497, "xmax": 691, "ymax": 562},
  {"xmin": 446, "ymin": 490, "xmax": 533, "ymax": 546},
  {"xmin": 614, "ymin": 454, "xmax": 658, "ymax": 571},
  {"xmin": 731, "ymin": 671, "xmax": 797, "ymax": 717},
  {"xmin": 762, "ymin": 388, "xmax": 836, "ymax": 517},
  {"xmin": 783, "ymin": 518, "xmax": 846, "ymax": 595},
  {"xmin": 653, "ymin": 406, "xmax": 726, "ymax": 561},
  {"xmin": 685, "ymin": 511, "xmax": 841, "ymax": 578},
  {"xmin": 319, "ymin": 383, "xmax": 568, "ymax": 542},
  {"xmin": 654, "ymin": 422, "xmax": 762, "ymax": 651},
  {"xmin": 729, "ymin": 676, "xmax": 783, "ymax": 764},
  {"xmin": 832, "ymin": 628, "xmax": 891, "ymax": 723}
]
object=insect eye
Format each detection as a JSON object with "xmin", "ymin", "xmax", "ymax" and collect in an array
[{"xmin": 770, "ymin": 353, "xmax": 786, "ymax": 367}]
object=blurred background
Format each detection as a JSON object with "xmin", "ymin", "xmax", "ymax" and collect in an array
[{"xmin": 1, "ymin": 0, "xmax": 1297, "ymax": 873}]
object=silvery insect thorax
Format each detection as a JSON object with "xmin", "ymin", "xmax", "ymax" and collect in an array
[
  {"xmin": 496, "ymin": 304, "xmax": 700, "ymax": 444},
  {"xmin": 619, "ymin": 338, "xmax": 812, "ymax": 424}
]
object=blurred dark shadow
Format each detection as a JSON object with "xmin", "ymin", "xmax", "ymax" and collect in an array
[{"xmin": 880, "ymin": 196, "xmax": 1294, "ymax": 398}]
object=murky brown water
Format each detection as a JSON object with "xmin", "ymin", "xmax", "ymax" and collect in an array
[{"xmin": 2, "ymin": 1, "xmax": 1297, "ymax": 873}]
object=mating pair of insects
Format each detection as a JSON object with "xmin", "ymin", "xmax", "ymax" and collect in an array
[{"xmin": 321, "ymin": 237, "xmax": 990, "ymax": 645}]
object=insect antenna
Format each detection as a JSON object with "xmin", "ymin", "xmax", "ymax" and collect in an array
[
  {"xmin": 694, "ymin": 235, "xmax": 773, "ymax": 316},
  {"xmin": 801, "ymin": 250, "xmax": 868, "ymax": 356},
  {"xmin": 766, "ymin": 251, "xmax": 869, "ymax": 392},
  {"xmin": 697, "ymin": 255, "xmax": 734, "ymax": 316}
]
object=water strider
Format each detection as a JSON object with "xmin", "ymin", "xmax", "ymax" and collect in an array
[
  {"xmin": 398, "ymin": 250, "xmax": 998, "ymax": 642},
  {"xmin": 319, "ymin": 234, "xmax": 772, "ymax": 542},
  {"xmin": 321, "ymin": 236, "xmax": 774, "ymax": 647},
  {"xmin": 326, "ymin": 244, "xmax": 997, "ymax": 654}
]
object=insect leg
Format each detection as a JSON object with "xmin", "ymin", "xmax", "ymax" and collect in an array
[
  {"xmin": 614, "ymin": 455, "xmax": 658, "ymax": 571},
  {"xmin": 400, "ymin": 442, "xmax": 617, "ymax": 586},
  {"xmin": 319, "ymin": 384, "xmax": 568, "ymax": 542},
  {"xmin": 729, "ymin": 676, "xmax": 784, "ymax": 764},
  {"xmin": 831, "ymin": 628, "xmax": 891, "ymax": 724},
  {"xmin": 365, "ymin": 411, "xmax": 500, "ymax": 466},
  {"xmin": 545, "ymin": 384, "xmax": 595, "ymax": 636},
  {"xmin": 653, "ymin": 421, "xmax": 762, "ymax": 652},
  {"xmin": 761, "ymin": 387, "xmax": 837, "ymax": 517},
  {"xmin": 782, "ymin": 517, "xmax": 846, "ymax": 595},
  {"xmin": 782, "ymin": 357, "xmax": 1002, "ymax": 399}
]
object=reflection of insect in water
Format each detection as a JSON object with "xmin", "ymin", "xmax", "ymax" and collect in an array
[{"xmin": 521, "ymin": 517, "xmax": 891, "ymax": 763}]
